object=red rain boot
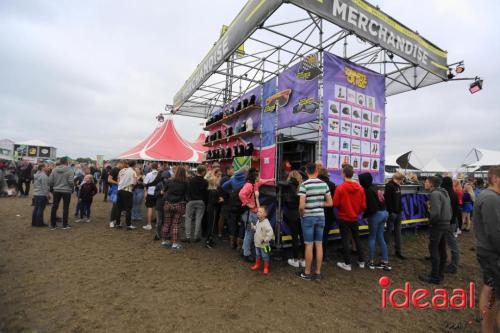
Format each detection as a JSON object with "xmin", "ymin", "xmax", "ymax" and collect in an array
[
  {"xmin": 251, "ymin": 258, "xmax": 261, "ymax": 271},
  {"xmin": 263, "ymin": 260, "xmax": 270, "ymax": 275}
]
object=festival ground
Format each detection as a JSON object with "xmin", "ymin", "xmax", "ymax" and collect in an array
[{"xmin": 0, "ymin": 193, "xmax": 483, "ymax": 332}]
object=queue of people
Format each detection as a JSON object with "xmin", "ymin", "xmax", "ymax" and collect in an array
[
  {"xmin": 4, "ymin": 156, "xmax": 498, "ymax": 332},
  {"xmin": 10, "ymin": 158, "xmax": 499, "ymax": 294}
]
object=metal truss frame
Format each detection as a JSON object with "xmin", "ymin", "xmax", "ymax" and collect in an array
[{"xmin": 174, "ymin": 3, "xmax": 460, "ymax": 120}]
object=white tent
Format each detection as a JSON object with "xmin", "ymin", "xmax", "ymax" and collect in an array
[
  {"xmin": 466, "ymin": 148, "xmax": 500, "ymax": 171},
  {"xmin": 16, "ymin": 139, "xmax": 54, "ymax": 147},
  {"xmin": 422, "ymin": 158, "xmax": 448, "ymax": 173}
]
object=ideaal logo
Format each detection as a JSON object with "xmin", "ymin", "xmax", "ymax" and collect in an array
[{"xmin": 379, "ymin": 276, "xmax": 475, "ymax": 309}]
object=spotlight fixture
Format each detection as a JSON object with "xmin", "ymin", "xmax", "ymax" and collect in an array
[
  {"xmin": 469, "ymin": 77, "xmax": 483, "ymax": 94},
  {"xmin": 387, "ymin": 52, "xmax": 394, "ymax": 60},
  {"xmin": 156, "ymin": 114, "xmax": 165, "ymax": 122},
  {"xmin": 447, "ymin": 69, "xmax": 455, "ymax": 80},
  {"xmin": 455, "ymin": 63, "xmax": 465, "ymax": 74}
]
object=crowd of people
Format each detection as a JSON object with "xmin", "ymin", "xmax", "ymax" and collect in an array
[{"xmin": 2, "ymin": 157, "xmax": 500, "ymax": 330}]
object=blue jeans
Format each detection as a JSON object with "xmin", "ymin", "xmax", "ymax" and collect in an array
[
  {"xmin": 132, "ymin": 188, "xmax": 145, "ymax": 220},
  {"xmin": 301, "ymin": 216, "xmax": 325, "ymax": 244},
  {"xmin": 368, "ymin": 210, "xmax": 389, "ymax": 262},
  {"xmin": 32, "ymin": 195, "xmax": 47, "ymax": 226},
  {"xmin": 80, "ymin": 201, "xmax": 92, "ymax": 219},
  {"xmin": 241, "ymin": 211, "xmax": 257, "ymax": 256},
  {"xmin": 255, "ymin": 247, "xmax": 270, "ymax": 261}
]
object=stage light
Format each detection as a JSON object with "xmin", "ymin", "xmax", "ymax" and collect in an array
[
  {"xmin": 455, "ymin": 64, "xmax": 465, "ymax": 74},
  {"xmin": 156, "ymin": 114, "xmax": 165, "ymax": 122},
  {"xmin": 469, "ymin": 77, "xmax": 483, "ymax": 94},
  {"xmin": 387, "ymin": 52, "xmax": 394, "ymax": 60},
  {"xmin": 447, "ymin": 69, "xmax": 455, "ymax": 80}
]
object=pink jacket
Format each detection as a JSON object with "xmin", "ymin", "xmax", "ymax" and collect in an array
[{"xmin": 239, "ymin": 179, "xmax": 274, "ymax": 213}]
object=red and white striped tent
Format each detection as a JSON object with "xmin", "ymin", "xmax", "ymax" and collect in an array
[
  {"xmin": 117, "ymin": 118, "xmax": 205, "ymax": 163},
  {"xmin": 188, "ymin": 133, "xmax": 208, "ymax": 163}
]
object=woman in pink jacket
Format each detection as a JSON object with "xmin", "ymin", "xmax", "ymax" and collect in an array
[{"xmin": 238, "ymin": 168, "xmax": 274, "ymax": 262}]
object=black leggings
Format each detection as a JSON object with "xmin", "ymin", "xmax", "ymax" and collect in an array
[
  {"xmin": 206, "ymin": 204, "xmax": 217, "ymax": 242},
  {"xmin": 228, "ymin": 210, "xmax": 240, "ymax": 238},
  {"xmin": 287, "ymin": 210, "xmax": 303, "ymax": 259}
]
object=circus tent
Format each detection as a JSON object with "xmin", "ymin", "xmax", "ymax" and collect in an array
[{"xmin": 117, "ymin": 118, "xmax": 204, "ymax": 163}]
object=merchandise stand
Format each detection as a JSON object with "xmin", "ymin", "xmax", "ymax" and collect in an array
[{"xmin": 171, "ymin": 0, "xmax": 466, "ymax": 242}]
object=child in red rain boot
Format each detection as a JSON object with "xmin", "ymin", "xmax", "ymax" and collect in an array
[{"xmin": 251, "ymin": 207, "xmax": 274, "ymax": 275}]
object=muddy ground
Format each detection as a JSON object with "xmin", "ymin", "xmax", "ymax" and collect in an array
[{"xmin": 0, "ymin": 192, "xmax": 483, "ymax": 332}]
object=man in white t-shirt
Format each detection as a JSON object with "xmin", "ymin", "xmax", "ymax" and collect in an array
[
  {"xmin": 111, "ymin": 160, "xmax": 137, "ymax": 229},
  {"xmin": 143, "ymin": 162, "xmax": 160, "ymax": 230}
]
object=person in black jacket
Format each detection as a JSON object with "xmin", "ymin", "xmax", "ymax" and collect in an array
[
  {"xmin": 101, "ymin": 165, "xmax": 111, "ymax": 201},
  {"xmin": 161, "ymin": 167, "xmax": 189, "ymax": 250},
  {"xmin": 218, "ymin": 166, "xmax": 234, "ymax": 239},
  {"xmin": 384, "ymin": 172, "xmax": 406, "ymax": 259},
  {"xmin": 359, "ymin": 173, "xmax": 391, "ymax": 271},
  {"xmin": 183, "ymin": 165, "xmax": 208, "ymax": 242},
  {"xmin": 441, "ymin": 176, "xmax": 460, "ymax": 274},
  {"xmin": 318, "ymin": 168, "xmax": 336, "ymax": 263},
  {"xmin": 205, "ymin": 168, "xmax": 223, "ymax": 248},
  {"xmin": 279, "ymin": 170, "xmax": 304, "ymax": 268}
]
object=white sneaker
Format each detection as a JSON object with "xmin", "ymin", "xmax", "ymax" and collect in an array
[
  {"xmin": 109, "ymin": 221, "xmax": 116, "ymax": 228},
  {"xmin": 127, "ymin": 225, "xmax": 137, "ymax": 230},
  {"xmin": 75, "ymin": 219, "xmax": 82, "ymax": 223},
  {"xmin": 299, "ymin": 259, "xmax": 306, "ymax": 268},
  {"xmin": 337, "ymin": 262, "xmax": 352, "ymax": 271},
  {"xmin": 85, "ymin": 219, "xmax": 91, "ymax": 223},
  {"xmin": 287, "ymin": 259, "xmax": 300, "ymax": 268},
  {"xmin": 142, "ymin": 225, "xmax": 152, "ymax": 231},
  {"xmin": 171, "ymin": 243, "xmax": 183, "ymax": 250},
  {"xmin": 453, "ymin": 231, "xmax": 458, "ymax": 238},
  {"xmin": 457, "ymin": 229, "xmax": 462, "ymax": 235},
  {"xmin": 358, "ymin": 261, "xmax": 365, "ymax": 269}
]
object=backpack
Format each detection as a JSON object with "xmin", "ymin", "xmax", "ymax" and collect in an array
[{"xmin": 229, "ymin": 185, "xmax": 246, "ymax": 214}]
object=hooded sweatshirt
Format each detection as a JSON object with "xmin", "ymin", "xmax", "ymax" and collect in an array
[
  {"xmin": 221, "ymin": 170, "xmax": 247, "ymax": 192},
  {"xmin": 333, "ymin": 180, "xmax": 366, "ymax": 221},
  {"xmin": 359, "ymin": 173, "xmax": 384, "ymax": 217},
  {"xmin": 473, "ymin": 189, "xmax": 500, "ymax": 257},
  {"xmin": 428, "ymin": 187, "xmax": 453, "ymax": 229},
  {"xmin": 384, "ymin": 180, "xmax": 402, "ymax": 214},
  {"xmin": 253, "ymin": 218, "xmax": 274, "ymax": 248},
  {"xmin": 48, "ymin": 165, "xmax": 75, "ymax": 193},
  {"xmin": 187, "ymin": 175, "xmax": 208, "ymax": 202},
  {"xmin": 33, "ymin": 170, "xmax": 49, "ymax": 196}
]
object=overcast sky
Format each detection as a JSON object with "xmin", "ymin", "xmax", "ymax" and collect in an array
[{"xmin": 1, "ymin": 0, "xmax": 499, "ymax": 169}]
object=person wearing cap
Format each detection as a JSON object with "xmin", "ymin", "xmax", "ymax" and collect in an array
[{"xmin": 419, "ymin": 176, "xmax": 452, "ymax": 284}]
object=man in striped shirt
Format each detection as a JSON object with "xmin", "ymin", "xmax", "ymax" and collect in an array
[{"xmin": 297, "ymin": 162, "xmax": 333, "ymax": 281}]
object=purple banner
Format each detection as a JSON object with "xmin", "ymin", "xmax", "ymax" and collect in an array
[
  {"xmin": 322, "ymin": 52, "xmax": 385, "ymax": 184},
  {"xmin": 277, "ymin": 54, "xmax": 320, "ymax": 129}
]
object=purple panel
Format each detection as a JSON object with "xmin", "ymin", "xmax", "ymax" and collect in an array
[
  {"xmin": 322, "ymin": 52, "xmax": 385, "ymax": 184},
  {"xmin": 277, "ymin": 55, "xmax": 320, "ymax": 129}
]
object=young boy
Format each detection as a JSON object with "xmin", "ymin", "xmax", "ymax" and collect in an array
[{"xmin": 251, "ymin": 206, "xmax": 274, "ymax": 275}]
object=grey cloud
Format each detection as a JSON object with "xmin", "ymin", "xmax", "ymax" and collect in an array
[{"xmin": 1, "ymin": 0, "xmax": 499, "ymax": 168}]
